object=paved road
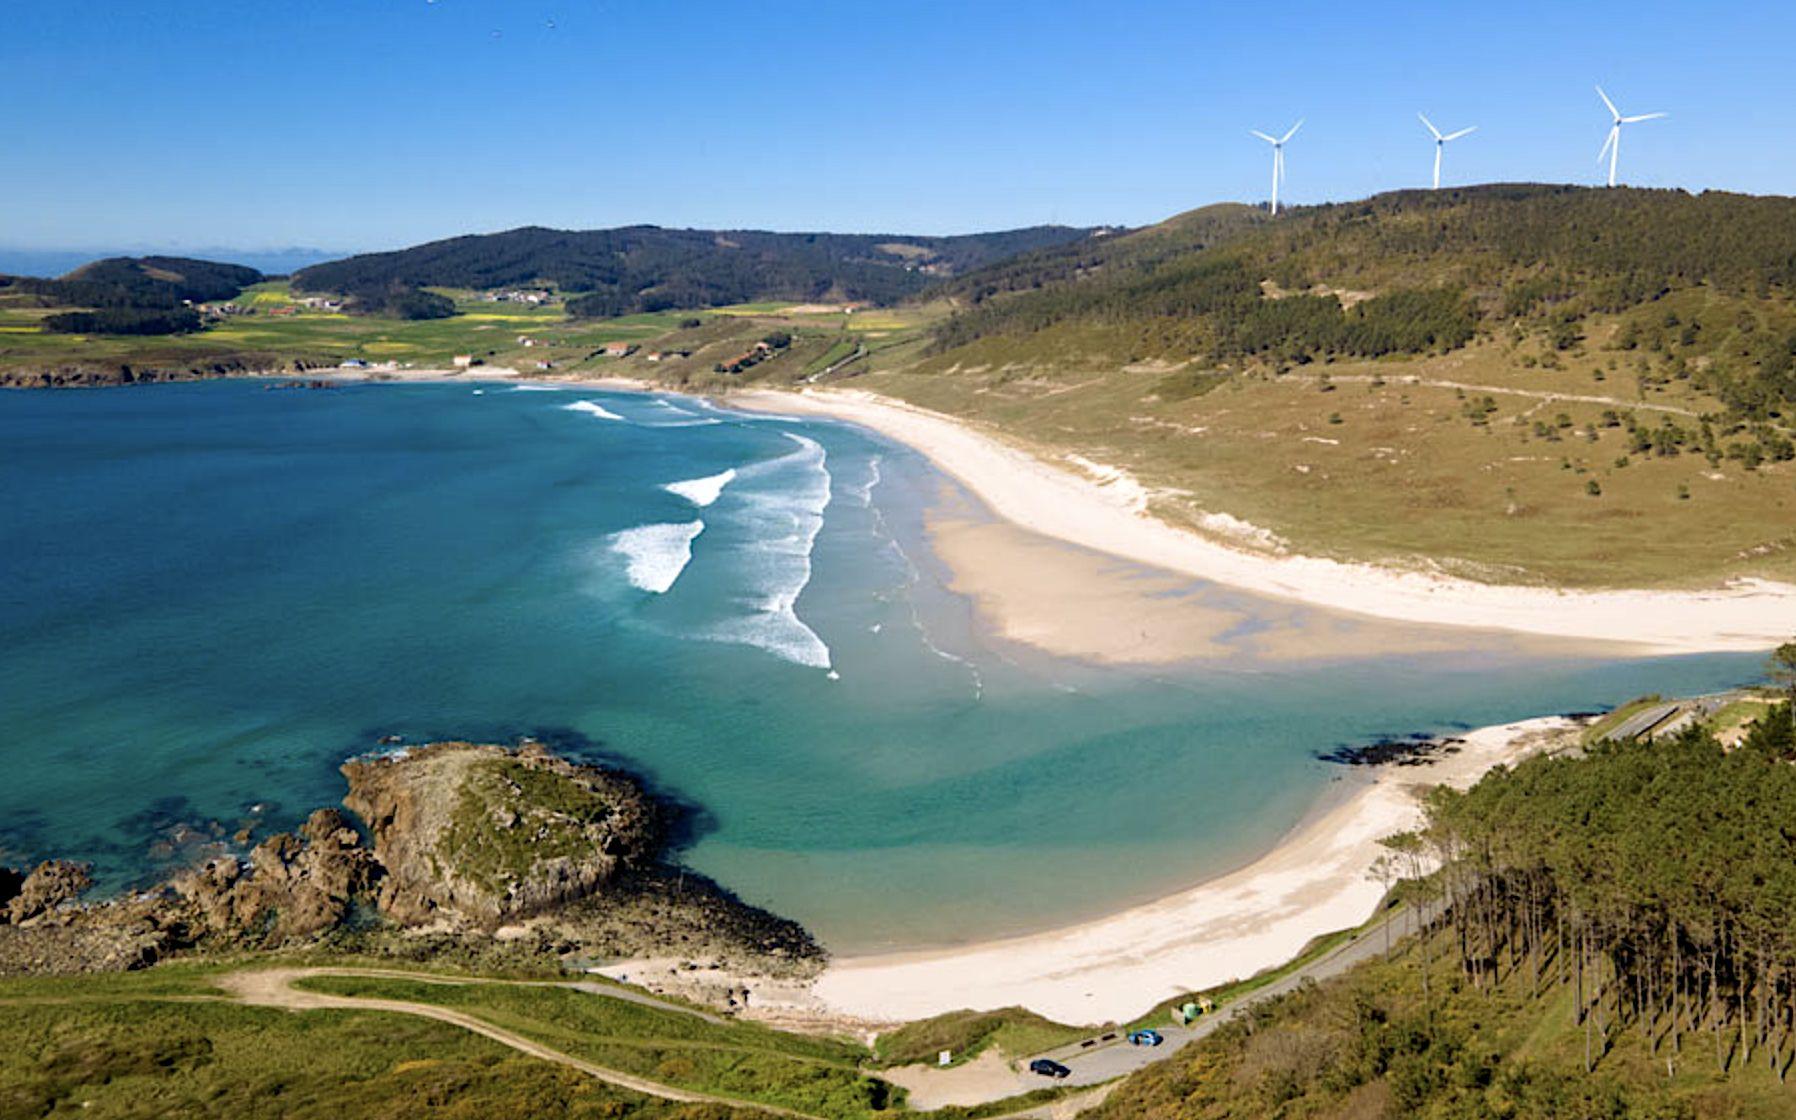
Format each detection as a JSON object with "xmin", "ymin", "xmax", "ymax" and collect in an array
[{"xmin": 1033, "ymin": 903, "xmax": 1436, "ymax": 1090}]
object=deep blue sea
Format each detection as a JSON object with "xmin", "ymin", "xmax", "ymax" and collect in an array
[{"xmin": 0, "ymin": 381, "xmax": 1765, "ymax": 951}]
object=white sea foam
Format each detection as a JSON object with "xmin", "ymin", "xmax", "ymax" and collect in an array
[
  {"xmin": 664, "ymin": 469, "xmax": 738, "ymax": 508},
  {"xmin": 510, "ymin": 383, "xmax": 565, "ymax": 392},
  {"xmin": 636, "ymin": 399, "xmax": 723, "ymax": 428},
  {"xmin": 843, "ymin": 455, "xmax": 883, "ymax": 507},
  {"xmin": 564, "ymin": 399, "xmax": 627, "ymax": 421},
  {"xmin": 702, "ymin": 433, "xmax": 833, "ymax": 670},
  {"xmin": 609, "ymin": 521, "xmax": 705, "ymax": 594}
]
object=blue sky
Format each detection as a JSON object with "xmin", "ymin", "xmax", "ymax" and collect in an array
[{"xmin": 4, "ymin": 0, "xmax": 1793, "ymax": 254}]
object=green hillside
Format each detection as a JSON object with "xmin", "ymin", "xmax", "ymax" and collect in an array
[
  {"xmin": 931, "ymin": 186, "xmax": 1796, "ymax": 408},
  {"xmin": 837, "ymin": 186, "xmax": 1796, "ymax": 588}
]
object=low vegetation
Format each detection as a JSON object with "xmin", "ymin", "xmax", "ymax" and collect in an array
[
  {"xmin": 0, "ymin": 990, "xmax": 757, "ymax": 1119},
  {"xmin": 297, "ymin": 975, "xmax": 898, "ymax": 1118}
]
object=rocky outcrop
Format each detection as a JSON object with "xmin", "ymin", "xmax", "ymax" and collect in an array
[
  {"xmin": 343, "ymin": 742, "xmax": 662, "ymax": 929},
  {"xmin": 171, "ymin": 809, "xmax": 379, "ymax": 944},
  {"xmin": 0, "ymin": 356, "xmax": 325, "ymax": 390},
  {"xmin": 0, "ymin": 740, "xmax": 823, "ymax": 981},
  {"xmin": 5, "ymin": 861, "xmax": 93, "ymax": 924}
]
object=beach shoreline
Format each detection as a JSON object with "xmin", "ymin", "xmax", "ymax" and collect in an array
[
  {"xmin": 599, "ymin": 716, "xmax": 1580, "ymax": 1027},
  {"xmin": 716, "ymin": 386, "xmax": 1796, "ymax": 656},
  {"xmin": 311, "ymin": 369, "xmax": 1771, "ymax": 1024},
  {"xmin": 804, "ymin": 716, "xmax": 1578, "ymax": 1025}
]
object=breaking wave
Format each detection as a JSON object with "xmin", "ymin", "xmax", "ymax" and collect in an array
[
  {"xmin": 702, "ymin": 433, "xmax": 833, "ymax": 669},
  {"xmin": 564, "ymin": 399, "xmax": 627, "ymax": 421},
  {"xmin": 609, "ymin": 521, "xmax": 704, "ymax": 594},
  {"xmin": 664, "ymin": 468, "xmax": 738, "ymax": 508}
]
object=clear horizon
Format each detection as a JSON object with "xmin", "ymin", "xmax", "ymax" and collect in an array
[{"xmin": 7, "ymin": 0, "xmax": 1795, "ymax": 255}]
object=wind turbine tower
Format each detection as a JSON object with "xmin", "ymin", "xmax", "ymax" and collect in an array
[
  {"xmin": 1250, "ymin": 120, "xmax": 1303, "ymax": 216},
  {"xmin": 1418, "ymin": 113, "xmax": 1476, "ymax": 190},
  {"xmin": 1596, "ymin": 86, "xmax": 1667, "ymax": 187}
]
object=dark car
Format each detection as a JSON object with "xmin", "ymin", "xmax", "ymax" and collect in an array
[
  {"xmin": 1128, "ymin": 1029, "xmax": 1164, "ymax": 1047},
  {"xmin": 1028, "ymin": 1058, "xmax": 1072, "ymax": 1079}
]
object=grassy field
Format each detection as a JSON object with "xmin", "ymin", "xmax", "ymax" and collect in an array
[
  {"xmin": 0, "ymin": 961, "xmax": 1094, "ymax": 1119},
  {"xmin": 295, "ymin": 974, "xmax": 897, "ymax": 1117},
  {"xmin": 0, "ymin": 973, "xmax": 753, "ymax": 1119},
  {"xmin": 849, "ymin": 311, "xmax": 1796, "ymax": 588},
  {"xmin": 0, "ymin": 282, "xmax": 698, "ymax": 374}
]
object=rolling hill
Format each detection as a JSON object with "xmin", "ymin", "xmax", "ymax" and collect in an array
[
  {"xmin": 290, "ymin": 223, "xmax": 1106, "ymax": 317},
  {"xmin": 831, "ymin": 185, "xmax": 1796, "ymax": 588},
  {"xmin": 4, "ymin": 256, "xmax": 263, "ymax": 310}
]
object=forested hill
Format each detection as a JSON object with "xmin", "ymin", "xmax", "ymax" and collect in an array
[
  {"xmin": 6, "ymin": 256, "xmax": 263, "ymax": 309},
  {"xmin": 939, "ymin": 187, "xmax": 1788, "ymax": 346},
  {"xmin": 291, "ymin": 224, "xmax": 1102, "ymax": 316}
]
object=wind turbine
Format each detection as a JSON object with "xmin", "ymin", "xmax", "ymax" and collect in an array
[
  {"xmin": 1250, "ymin": 120, "xmax": 1302, "ymax": 216},
  {"xmin": 1595, "ymin": 86, "xmax": 1667, "ymax": 187},
  {"xmin": 1418, "ymin": 113, "xmax": 1476, "ymax": 190}
]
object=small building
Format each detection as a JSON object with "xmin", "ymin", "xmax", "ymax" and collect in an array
[
  {"xmin": 338, "ymin": 359, "xmax": 369, "ymax": 370},
  {"xmin": 452, "ymin": 354, "xmax": 475, "ymax": 369},
  {"xmin": 602, "ymin": 342, "xmax": 636, "ymax": 359}
]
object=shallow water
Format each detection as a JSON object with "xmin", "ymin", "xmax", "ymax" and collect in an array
[{"xmin": 0, "ymin": 381, "xmax": 1763, "ymax": 952}]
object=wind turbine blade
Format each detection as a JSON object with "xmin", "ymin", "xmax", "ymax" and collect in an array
[
  {"xmin": 1623, "ymin": 112, "xmax": 1667, "ymax": 123},
  {"xmin": 1595, "ymin": 85, "xmax": 1620, "ymax": 118},
  {"xmin": 1250, "ymin": 130, "xmax": 1277, "ymax": 144},
  {"xmin": 1598, "ymin": 126, "xmax": 1617, "ymax": 163},
  {"xmin": 1443, "ymin": 126, "xmax": 1477, "ymax": 141},
  {"xmin": 1280, "ymin": 119, "xmax": 1304, "ymax": 143},
  {"xmin": 1418, "ymin": 112, "xmax": 1441, "ymax": 139}
]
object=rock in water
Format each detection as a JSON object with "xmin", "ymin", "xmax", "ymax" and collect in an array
[{"xmin": 342, "ymin": 741, "xmax": 663, "ymax": 930}]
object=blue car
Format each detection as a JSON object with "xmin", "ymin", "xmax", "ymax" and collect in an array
[
  {"xmin": 1128, "ymin": 1029, "xmax": 1164, "ymax": 1047},
  {"xmin": 1028, "ymin": 1058, "xmax": 1072, "ymax": 1079}
]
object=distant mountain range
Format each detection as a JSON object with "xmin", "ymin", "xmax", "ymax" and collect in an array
[{"xmin": 289, "ymin": 224, "xmax": 1108, "ymax": 317}]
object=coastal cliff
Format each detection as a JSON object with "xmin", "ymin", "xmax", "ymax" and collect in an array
[{"xmin": 0, "ymin": 741, "xmax": 818, "ymax": 980}]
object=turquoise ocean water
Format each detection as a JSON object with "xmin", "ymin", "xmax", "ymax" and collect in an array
[{"xmin": 0, "ymin": 382, "xmax": 1764, "ymax": 951}]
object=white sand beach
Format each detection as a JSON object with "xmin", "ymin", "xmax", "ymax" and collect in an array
[
  {"xmin": 809, "ymin": 717, "xmax": 1576, "ymax": 1025},
  {"xmin": 729, "ymin": 387, "xmax": 1796, "ymax": 655}
]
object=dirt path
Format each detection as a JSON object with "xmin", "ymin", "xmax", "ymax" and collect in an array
[
  {"xmin": 218, "ymin": 967, "xmax": 817, "ymax": 1118},
  {"xmin": 1291, "ymin": 372, "xmax": 1702, "ymax": 417}
]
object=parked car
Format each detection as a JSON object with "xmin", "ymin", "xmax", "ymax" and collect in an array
[
  {"xmin": 1028, "ymin": 1058, "xmax": 1072, "ymax": 1079},
  {"xmin": 1128, "ymin": 1029, "xmax": 1164, "ymax": 1047}
]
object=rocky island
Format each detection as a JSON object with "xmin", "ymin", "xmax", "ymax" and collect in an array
[{"xmin": 0, "ymin": 741, "xmax": 818, "ymax": 984}]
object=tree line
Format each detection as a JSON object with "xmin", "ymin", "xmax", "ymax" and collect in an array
[{"xmin": 1387, "ymin": 693, "xmax": 1796, "ymax": 1082}]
